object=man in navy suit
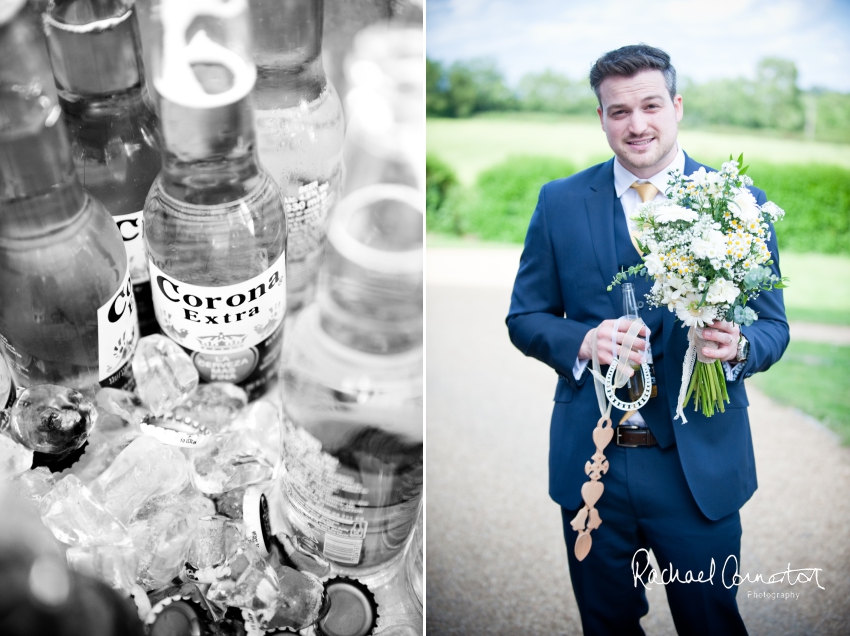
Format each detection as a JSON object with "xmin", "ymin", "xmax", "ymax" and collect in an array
[{"xmin": 507, "ymin": 45, "xmax": 788, "ymax": 635}]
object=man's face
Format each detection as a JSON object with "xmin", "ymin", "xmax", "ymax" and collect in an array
[{"xmin": 596, "ymin": 69, "xmax": 683, "ymax": 178}]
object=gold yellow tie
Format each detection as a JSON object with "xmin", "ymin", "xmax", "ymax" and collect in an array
[
  {"xmin": 627, "ymin": 181, "xmax": 658, "ymax": 257},
  {"xmin": 630, "ymin": 181, "xmax": 659, "ymax": 203}
]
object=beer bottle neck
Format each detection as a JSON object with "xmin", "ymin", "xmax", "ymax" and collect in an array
[
  {"xmin": 0, "ymin": 6, "xmax": 88, "ymax": 239},
  {"xmin": 44, "ymin": 2, "xmax": 145, "ymax": 98},
  {"xmin": 250, "ymin": 0, "xmax": 328, "ymax": 105},
  {"xmin": 58, "ymin": 85, "xmax": 155, "ymax": 123},
  {"xmin": 158, "ymin": 96, "xmax": 263, "ymax": 206}
]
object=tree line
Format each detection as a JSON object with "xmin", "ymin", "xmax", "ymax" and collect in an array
[{"xmin": 426, "ymin": 57, "xmax": 850, "ymax": 142}]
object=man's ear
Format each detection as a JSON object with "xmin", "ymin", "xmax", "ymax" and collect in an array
[
  {"xmin": 597, "ymin": 106, "xmax": 604, "ymax": 129},
  {"xmin": 674, "ymin": 94, "xmax": 683, "ymax": 123}
]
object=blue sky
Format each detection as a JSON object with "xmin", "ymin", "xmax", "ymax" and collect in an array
[{"xmin": 427, "ymin": 0, "xmax": 850, "ymax": 92}]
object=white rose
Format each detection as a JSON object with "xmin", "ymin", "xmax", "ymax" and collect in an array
[
  {"xmin": 705, "ymin": 278, "xmax": 740, "ymax": 305},
  {"xmin": 687, "ymin": 167, "xmax": 709, "ymax": 185},
  {"xmin": 644, "ymin": 252, "xmax": 665, "ymax": 276},
  {"xmin": 730, "ymin": 188, "xmax": 760, "ymax": 224},
  {"xmin": 653, "ymin": 203, "xmax": 699, "ymax": 224},
  {"xmin": 691, "ymin": 230, "xmax": 726, "ymax": 260}
]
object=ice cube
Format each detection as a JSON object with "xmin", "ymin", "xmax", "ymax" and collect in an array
[
  {"xmin": 230, "ymin": 400, "xmax": 281, "ymax": 464},
  {"xmin": 206, "ymin": 533, "xmax": 280, "ymax": 611},
  {"xmin": 11, "ymin": 466, "xmax": 54, "ymax": 503},
  {"xmin": 213, "ymin": 486, "xmax": 246, "ymax": 520},
  {"xmin": 66, "ymin": 544, "xmax": 138, "ymax": 595},
  {"xmin": 129, "ymin": 491, "xmax": 215, "ymax": 590},
  {"xmin": 58, "ymin": 425, "xmax": 140, "ymax": 484},
  {"xmin": 39, "ymin": 474, "xmax": 130, "ymax": 547},
  {"xmin": 131, "ymin": 335, "xmax": 199, "ymax": 416},
  {"xmin": 187, "ymin": 514, "xmax": 228, "ymax": 571},
  {"xmin": 264, "ymin": 563, "xmax": 326, "ymax": 631},
  {"xmin": 0, "ymin": 433, "xmax": 34, "ymax": 478},
  {"xmin": 190, "ymin": 431, "xmax": 273, "ymax": 495},
  {"xmin": 10, "ymin": 385, "xmax": 96, "ymax": 454},
  {"xmin": 89, "ymin": 435, "xmax": 190, "ymax": 524},
  {"xmin": 95, "ymin": 388, "xmax": 152, "ymax": 429},
  {"xmin": 170, "ymin": 382, "xmax": 248, "ymax": 433}
]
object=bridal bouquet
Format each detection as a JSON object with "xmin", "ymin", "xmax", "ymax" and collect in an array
[{"xmin": 610, "ymin": 155, "xmax": 787, "ymax": 420}]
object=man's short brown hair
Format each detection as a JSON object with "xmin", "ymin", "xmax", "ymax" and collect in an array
[{"xmin": 589, "ymin": 44, "xmax": 677, "ymax": 105}]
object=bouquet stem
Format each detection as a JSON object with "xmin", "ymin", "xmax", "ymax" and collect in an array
[{"xmin": 684, "ymin": 359, "xmax": 730, "ymax": 417}]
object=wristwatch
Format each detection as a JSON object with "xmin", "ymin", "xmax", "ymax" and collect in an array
[{"xmin": 736, "ymin": 334, "xmax": 749, "ymax": 362}]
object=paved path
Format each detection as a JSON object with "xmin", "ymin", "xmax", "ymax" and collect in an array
[{"xmin": 426, "ymin": 248, "xmax": 850, "ymax": 636}]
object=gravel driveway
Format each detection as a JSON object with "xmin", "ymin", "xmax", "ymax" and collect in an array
[{"xmin": 426, "ymin": 247, "xmax": 850, "ymax": 636}]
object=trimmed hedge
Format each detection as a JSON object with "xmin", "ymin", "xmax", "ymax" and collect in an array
[
  {"xmin": 463, "ymin": 155, "xmax": 575, "ymax": 242},
  {"xmin": 426, "ymin": 154, "xmax": 461, "ymax": 234},
  {"xmin": 744, "ymin": 163, "xmax": 850, "ymax": 254},
  {"xmin": 428, "ymin": 154, "xmax": 850, "ymax": 254}
]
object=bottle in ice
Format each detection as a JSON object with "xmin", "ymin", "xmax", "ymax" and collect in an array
[
  {"xmin": 44, "ymin": 0, "xmax": 163, "ymax": 337},
  {"xmin": 144, "ymin": 0, "xmax": 287, "ymax": 400},
  {"xmin": 249, "ymin": 0, "xmax": 345, "ymax": 315},
  {"xmin": 279, "ymin": 184, "xmax": 423, "ymax": 573},
  {"xmin": 0, "ymin": 2, "xmax": 138, "ymax": 394},
  {"xmin": 621, "ymin": 282, "xmax": 656, "ymax": 400},
  {"xmin": 342, "ymin": 22, "xmax": 424, "ymax": 195}
]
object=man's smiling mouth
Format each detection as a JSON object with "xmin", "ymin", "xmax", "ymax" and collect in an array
[{"xmin": 628, "ymin": 138, "xmax": 654, "ymax": 147}]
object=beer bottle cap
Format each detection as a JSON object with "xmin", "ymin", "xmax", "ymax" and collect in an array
[
  {"xmin": 147, "ymin": 597, "xmax": 207, "ymax": 636},
  {"xmin": 317, "ymin": 577, "xmax": 378, "ymax": 636},
  {"xmin": 243, "ymin": 484, "xmax": 272, "ymax": 557}
]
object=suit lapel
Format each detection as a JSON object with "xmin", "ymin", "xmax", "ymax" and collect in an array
[{"xmin": 584, "ymin": 159, "xmax": 619, "ymax": 317}]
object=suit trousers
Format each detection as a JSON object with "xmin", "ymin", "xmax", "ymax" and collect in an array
[{"xmin": 560, "ymin": 441, "xmax": 749, "ymax": 636}]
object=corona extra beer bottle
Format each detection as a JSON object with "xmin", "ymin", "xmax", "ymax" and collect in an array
[
  {"xmin": 0, "ymin": 0, "xmax": 137, "ymax": 394},
  {"xmin": 44, "ymin": 0, "xmax": 163, "ymax": 336},
  {"xmin": 143, "ymin": 0, "xmax": 287, "ymax": 400}
]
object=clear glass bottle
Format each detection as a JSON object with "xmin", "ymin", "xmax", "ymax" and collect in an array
[
  {"xmin": 622, "ymin": 283, "xmax": 656, "ymax": 400},
  {"xmin": 143, "ymin": 0, "xmax": 287, "ymax": 400},
  {"xmin": 249, "ymin": 0, "xmax": 345, "ymax": 316},
  {"xmin": 342, "ymin": 22, "xmax": 423, "ymax": 195},
  {"xmin": 0, "ymin": 1, "xmax": 137, "ymax": 394},
  {"xmin": 44, "ymin": 0, "xmax": 163, "ymax": 337},
  {"xmin": 278, "ymin": 184, "xmax": 423, "ymax": 574},
  {"xmin": 404, "ymin": 507, "xmax": 423, "ymax": 619}
]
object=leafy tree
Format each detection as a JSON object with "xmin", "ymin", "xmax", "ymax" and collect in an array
[
  {"xmin": 754, "ymin": 57, "xmax": 804, "ymax": 131},
  {"xmin": 517, "ymin": 70, "xmax": 597, "ymax": 115},
  {"xmin": 425, "ymin": 57, "xmax": 516, "ymax": 117},
  {"xmin": 426, "ymin": 58, "xmax": 449, "ymax": 116}
]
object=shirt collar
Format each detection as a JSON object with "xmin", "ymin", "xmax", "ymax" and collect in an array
[{"xmin": 613, "ymin": 144, "xmax": 685, "ymax": 198}]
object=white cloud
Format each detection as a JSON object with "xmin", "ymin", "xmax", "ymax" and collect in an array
[{"xmin": 427, "ymin": 0, "xmax": 850, "ymax": 91}]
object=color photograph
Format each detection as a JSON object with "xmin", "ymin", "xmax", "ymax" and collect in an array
[{"xmin": 426, "ymin": 1, "xmax": 850, "ymax": 634}]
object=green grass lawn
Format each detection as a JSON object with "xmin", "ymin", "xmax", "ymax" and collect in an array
[
  {"xmin": 750, "ymin": 342, "xmax": 850, "ymax": 445},
  {"xmin": 778, "ymin": 253, "xmax": 850, "ymax": 325},
  {"xmin": 427, "ymin": 115, "xmax": 850, "ymax": 185}
]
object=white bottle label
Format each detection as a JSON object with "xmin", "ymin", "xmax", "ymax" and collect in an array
[
  {"xmin": 148, "ymin": 256, "xmax": 286, "ymax": 387},
  {"xmin": 97, "ymin": 268, "xmax": 139, "ymax": 383},
  {"xmin": 114, "ymin": 210, "xmax": 150, "ymax": 284}
]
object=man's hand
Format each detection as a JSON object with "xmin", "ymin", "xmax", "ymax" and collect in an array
[
  {"xmin": 698, "ymin": 321, "xmax": 740, "ymax": 362},
  {"xmin": 578, "ymin": 319, "xmax": 648, "ymax": 373}
]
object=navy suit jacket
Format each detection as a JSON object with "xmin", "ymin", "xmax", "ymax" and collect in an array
[{"xmin": 507, "ymin": 153, "xmax": 789, "ymax": 521}]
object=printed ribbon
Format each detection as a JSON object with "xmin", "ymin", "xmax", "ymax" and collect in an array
[
  {"xmin": 674, "ymin": 326, "xmax": 720, "ymax": 424},
  {"xmin": 571, "ymin": 318, "xmax": 646, "ymax": 562}
]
